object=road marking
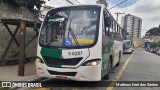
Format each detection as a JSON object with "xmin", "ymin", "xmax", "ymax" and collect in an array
[{"xmin": 106, "ymin": 54, "xmax": 133, "ymax": 90}]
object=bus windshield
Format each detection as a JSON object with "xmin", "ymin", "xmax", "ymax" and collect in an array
[
  {"xmin": 123, "ymin": 40, "xmax": 132, "ymax": 49},
  {"xmin": 39, "ymin": 6, "xmax": 100, "ymax": 48}
]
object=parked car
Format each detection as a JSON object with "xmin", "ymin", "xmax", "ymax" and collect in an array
[
  {"xmin": 146, "ymin": 48, "xmax": 150, "ymax": 51},
  {"xmin": 148, "ymin": 48, "xmax": 151, "ymax": 51},
  {"xmin": 149, "ymin": 48, "xmax": 154, "ymax": 52},
  {"xmin": 156, "ymin": 49, "xmax": 160, "ymax": 55},
  {"xmin": 145, "ymin": 48, "xmax": 149, "ymax": 51},
  {"xmin": 151, "ymin": 48, "xmax": 159, "ymax": 53}
]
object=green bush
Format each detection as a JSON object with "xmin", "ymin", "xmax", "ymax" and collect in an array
[
  {"xmin": 150, "ymin": 42, "xmax": 160, "ymax": 48},
  {"xmin": 2, "ymin": 0, "xmax": 45, "ymax": 14}
]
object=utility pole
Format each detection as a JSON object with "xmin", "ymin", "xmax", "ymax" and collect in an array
[
  {"xmin": 115, "ymin": 12, "xmax": 125, "ymax": 22},
  {"xmin": 18, "ymin": 20, "xmax": 26, "ymax": 76}
]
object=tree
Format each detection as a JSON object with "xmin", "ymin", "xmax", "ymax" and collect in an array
[
  {"xmin": 2, "ymin": 0, "xmax": 45, "ymax": 14},
  {"xmin": 150, "ymin": 42, "xmax": 160, "ymax": 48},
  {"xmin": 146, "ymin": 25, "xmax": 160, "ymax": 36}
]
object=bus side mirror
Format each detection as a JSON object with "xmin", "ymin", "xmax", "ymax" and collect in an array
[{"xmin": 105, "ymin": 17, "xmax": 111, "ymax": 27}]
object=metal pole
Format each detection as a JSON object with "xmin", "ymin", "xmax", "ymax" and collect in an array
[
  {"xmin": 115, "ymin": 12, "xmax": 125, "ymax": 22},
  {"xmin": 18, "ymin": 20, "xmax": 26, "ymax": 76},
  {"xmin": 116, "ymin": 13, "xmax": 118, "ymax": 21}
]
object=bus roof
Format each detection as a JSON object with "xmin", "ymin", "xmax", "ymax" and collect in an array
[
  {"xmin": 48, "ymin": 4, "xmax": 105, "ymax": 11},
  {"xmin": 45, "ymin": 4, "xmax": 122, "ymax": 32}
]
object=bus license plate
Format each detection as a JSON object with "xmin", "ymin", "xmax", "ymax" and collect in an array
[{"xmin": 56, "ymin": 76, "xmax": 68, "ymax": 80}]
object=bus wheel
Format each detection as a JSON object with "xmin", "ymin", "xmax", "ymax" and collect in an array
[{"xmin": 116, "ymin": 52, "xmax": 121, "ymax": 66}]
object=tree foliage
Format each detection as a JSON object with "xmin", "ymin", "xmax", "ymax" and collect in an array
[
  {"xmin": 151, "ymin": 42, "xmax": 160, "ymax": 48},
  {"xmin": 146, "ymin": 25, "xmax": 160, "ymax": 36},
  {"xmin": 2, "ymin": 0, "xmax": 45, "ymax": 14}
]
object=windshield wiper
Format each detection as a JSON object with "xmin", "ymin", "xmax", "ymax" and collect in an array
[
  {"xmin": 67, "ymin": 20, "xmax": 80, "ymax": 47},
  {"xmin": 46, "ymin": 38, "xmax": 55, "ymax": 46}
]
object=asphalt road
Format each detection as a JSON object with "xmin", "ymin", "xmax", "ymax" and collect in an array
[
  {"xmin": 17, "ymin": 48, "xmax": 160, "ymax": 90},
  {"xmin": 113, "ymin": 48, "xmax": 160, "ymax": 90}
]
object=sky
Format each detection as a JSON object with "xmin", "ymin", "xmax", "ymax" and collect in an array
[
  {"xmin": 45, "ymin": 0, "xmax": 160, "ymax": 37},
  {"xmin": 109, "ymin": 0, "xmax": 137, "ymax": 8}
]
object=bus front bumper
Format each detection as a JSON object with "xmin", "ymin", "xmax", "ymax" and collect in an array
[
  {"xmin": 123, "ymin": 48, "xmax": 132, "ymax": 53},
  {"xmin": 35, "ymin": 62, "xmax": 101, "ymax": 81}
]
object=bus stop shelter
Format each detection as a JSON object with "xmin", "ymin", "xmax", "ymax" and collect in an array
[{"xmin": 0, "ymin": 19, "xmax": 41, "ymax": 76}]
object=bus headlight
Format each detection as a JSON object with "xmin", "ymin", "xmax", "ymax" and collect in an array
[
  {"xmin": 82, "ymin": 59, "xmax": 101, "ymax": 66},
  {"xmin": 35, "ymin": 57, "xmax": 43, "ymax": 63}
]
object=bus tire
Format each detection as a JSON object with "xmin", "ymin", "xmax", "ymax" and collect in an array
[{"xmin": 116, "ymin": 52, "xmax": 121, "ymax": 66}]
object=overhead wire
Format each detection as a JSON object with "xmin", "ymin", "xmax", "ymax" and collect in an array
[
  {"xmin": 108, "ymin": 0, "xmax": 128, "ymax": 10},
  {"xmin": 74, "ymin": 0, "xmax": 81, "ymax": 4}
]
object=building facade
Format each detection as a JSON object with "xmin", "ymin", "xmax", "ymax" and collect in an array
[{"xmin": 121, "ymin": 14, "xmax": 142, "ymax": 39}]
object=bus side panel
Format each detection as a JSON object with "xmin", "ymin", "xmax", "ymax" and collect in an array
[
  {"xmin": 101, "ymin": 36, "xmax": 114, "ymax": 78},
  {"xmin": 113, "ymin": 40, "xmax": 123, "ymax": 66}
]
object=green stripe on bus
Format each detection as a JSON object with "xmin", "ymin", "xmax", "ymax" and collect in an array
[
  {"xmin": 40, "ymin": 48, "xmax": 62, "ymax": 67},
  {"xmin": 41, "ymin": 48, "xmax": 62, "ymax": 58},
  {"xmin": 101, "ymin": 40, "xmax": 114, "ymax": 78}
]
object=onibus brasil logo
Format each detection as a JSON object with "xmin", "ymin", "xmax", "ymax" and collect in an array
[{"xmin": 1, "ymin": 82, "xmax": 42, "ymax": 88}]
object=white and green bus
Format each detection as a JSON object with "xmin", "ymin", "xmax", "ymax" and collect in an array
[
  {"xmin": 123, "ymin": 40, "xmax": 134, "ymax": 54},
  {"xmin": 35, "ymin": 4, "xmax": 123, "ymax": 81}
]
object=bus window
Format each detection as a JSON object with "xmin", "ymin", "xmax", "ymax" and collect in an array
[
  {"xmin": 113, "ymin": 22, "xmax": 116, "ymax": 38},
  {"xmin": 40, "ymin": 7, "xmax": 100, "ymax": 48},
  {"xmin": 120, "ymin": 28, "xmax": 122, "ymax": 39},
  {"xmin": 104, "ymin": 11, "xmax": 111, "ymax": 36},
  {"xmin": 117, "ymin": 25, "xmax": 121, "ymax": 39},
  {"xmin": 105, "ymin": 27, "xmax": 110, "ymax": 36}
]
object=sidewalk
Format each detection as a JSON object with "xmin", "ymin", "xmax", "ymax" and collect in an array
[{"xmin": 0, "ymin": 61, "xmax": 39, "ymax": 81}]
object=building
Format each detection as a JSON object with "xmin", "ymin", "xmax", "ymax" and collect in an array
[
  {"xmin": 121, "ymin": 14, "xmax": 142, "ymax": 39},
  {"xmin": 144, "ymin": 36, "xmax": 160, "ymax": 43},
  {"xmin": 143, "ymin": 35, "xmax": 160, "ymax": 48}
]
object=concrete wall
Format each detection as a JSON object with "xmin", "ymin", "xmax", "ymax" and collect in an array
[
  {"xmin": 0, "ymin": 1, "xmax": 38, "ymax": 63},
  {"xmin": 0, "ymin": 1, "xmax": 34, "ymax": 21},
  {"xmin": 0, "ymin": 25, "xmax": 38, "ymax": 59}
]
